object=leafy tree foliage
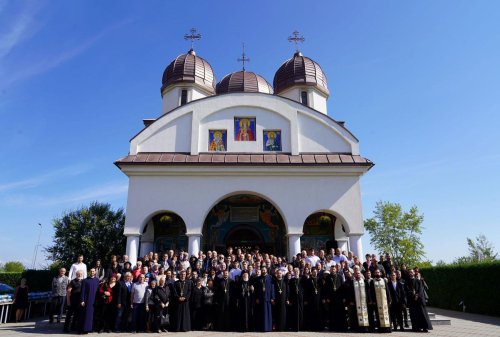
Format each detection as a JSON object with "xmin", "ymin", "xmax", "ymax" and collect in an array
[
  {"xmin": 1, "ymin": 261, "xmax": 25, "ymax": 272},
  {"xmin": 453, "ymin": 234, "xmax": 497, "ymax": 264},
  {"xmin": 364, "ymin": 201, "xmax": 426, "ymax": 267},
  {"xmin": 46, "ymin": 202, "xmax": 126, "ymax": 269}
]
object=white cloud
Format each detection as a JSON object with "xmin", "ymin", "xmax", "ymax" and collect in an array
[{"xmin": 0, "ymin": 163, "xmax": 93, "ymax": 192}]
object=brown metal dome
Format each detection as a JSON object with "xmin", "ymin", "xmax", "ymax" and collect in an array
[
  {"xmin": 161, "ymin": 49, "xmax": 216, "ymax": 95},
  {"xmin": 216, "ymin": 71, "xmax": 274, "ymax": 94},
  {"xmin": 273, "ymin": 52, "xmax": 329, "ymax": 96}
]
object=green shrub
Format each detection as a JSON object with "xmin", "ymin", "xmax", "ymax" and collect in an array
[
  {"xmin": 420, "ymin": 261, "xmax": 500, "ymax": 316},
  {"xmin": 22, "ymin": 270, "xmax": 56, "ymax": 292},
  {"xmin": 0, "ymin": 272, "xmax": 22, "ymax": 291}
]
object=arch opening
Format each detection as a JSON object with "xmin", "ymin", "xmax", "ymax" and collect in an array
[
  {"xmin": 143, "ymin": 212, "xmax": 188, "ymax": 254},
  {"xmin": 202, "ymin": 194, "xmax": 287, "ymax": 255},
  {"xmin": 301, "ymin": 212, "xmax": 338, "ymax": 252}
]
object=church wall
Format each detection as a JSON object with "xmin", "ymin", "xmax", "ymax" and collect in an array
[
  {"xmin": 297, "ymin": 111, "xmax": 352, "ymax": 153},
  {"xmin": 136, "ymin": 112, "xmax": 192, "ymax": 153},
  {"xmin": 310, "ymin": 90, "xmax": 328, "ymax": 114},
  {"xmin": 198, "ymin": 106, "xmax": 291, "ymax": 153},
  {"xmin": 123, "ymin": 172, "xmax": 365, "ymax": 242}
]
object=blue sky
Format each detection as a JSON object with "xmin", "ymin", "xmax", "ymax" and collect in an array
[{"xmin": 1, "ymin": 1, "xmax": 499, "ymax": 267}]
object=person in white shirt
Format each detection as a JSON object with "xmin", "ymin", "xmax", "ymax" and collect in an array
[
  {"xmin": 229, "ymin": 261, "xmax": 241, "ymax": 280},
  {"xmin": 332, "ymin": 248, "xmax": 348, "ymax": 265},
  {"xmin": 68, "ymin": 255, "xmax": 87, "ymax": 280},
  {"xmin": 305, "ymin": 249, "xmax": 320, "ymax": 267}
]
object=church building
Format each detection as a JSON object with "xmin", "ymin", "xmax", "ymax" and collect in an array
[{"xmin": 115, "ymin": 31, "xmax": 373, "ymax": 264}]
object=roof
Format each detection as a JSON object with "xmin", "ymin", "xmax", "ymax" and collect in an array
[
  {"xmin": 161, "ymin": 49, "xmax": 216, "ymax": 95},
  {"xmin": 216, "ymin": 71, "xmax": 273, "ymax": 94},
  {"xmin": 273, "ymin": 51, "xmax": 329, "ymax": 96},
  {"xmin": 115, "ymin": 152, "xmax": 373, "ymax": 168}
]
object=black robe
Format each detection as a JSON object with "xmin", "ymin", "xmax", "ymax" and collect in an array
[
  {"xmin": 190, "ymin": 286, "xmax": 204, "ymax": 330},
  {"xmin": 342, "ymin": 278, "xmax": 371, "ymax": 332},
  {"xmin": 236, "ymin": 280, "xmax": 253, "ymax": 332},
  {"xmin": 303, "ymin": 276, "xmax": 323, "ymax": 331},
  {"xmin": 287, "ymin": 277, "xmax": 304, "ymax": 331},
  {"xmin": 172, "ymin": 280, "xmax": 191, "ymax": 332},
  {"xmin": 405, "ymin": 278, "xmax": 433, "ymax": 331},
  {"xmin": 325, "ymin": 272, "xmax": 347, "ymax": 331},
  {"xmin": 215, "ymin": 277, "xmax": 233, "ymax": 331},
  {"xmin": 273, "ymin": 277, "xmax": 288, "ymax": 331}
]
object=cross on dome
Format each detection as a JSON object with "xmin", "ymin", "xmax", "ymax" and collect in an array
[
  {"xmin": 288, "ymin": 30, "xmax": 305, "ymax": 52},
  {"xmin": 237, "ymin": 43, "xmax": 250, "ymax": 71},
  {"xmin": 184, "ymin": 28, "xmax": 202, "ymax": 50}
]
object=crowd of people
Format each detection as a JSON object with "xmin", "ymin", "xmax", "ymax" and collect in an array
[{"xmin": 38, "ymin": 247, "xmax": 433, "ymax": 334}]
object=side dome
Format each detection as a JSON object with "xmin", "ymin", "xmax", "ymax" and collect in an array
[
  {"xmin": 273, "ymin": 51, "xmax": 329, "ymax": 96},
  {"xmin": 216, "ymin": 71, "xmax": 274, "ymax": 94},
  {"xmin": 161, "ymin": 49, "xmax": 216, "ymax": 95}
]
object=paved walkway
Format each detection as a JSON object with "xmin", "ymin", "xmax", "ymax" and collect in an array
[{"xmin": 0, "ymin": 308, "xmax": 499, "ymax": 336}]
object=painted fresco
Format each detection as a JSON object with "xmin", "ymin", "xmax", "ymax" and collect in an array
[
  {"xmin": 301, "ymin": 213, "xmax": 336, "ymax": 251},
  {"xmin": 234, "ymin": 117, "xmax": 256, "ymax": 141},
  {"xmin": 208, "ymin": 129, "xmax": 227, "ymax": 152},
  {"xmin": 263, "ymin": 130, "xmax": 282, "ymax": 151},
  {"xmin": 202, "ymin": 194, "xmax": 286, "ymax": 254}
]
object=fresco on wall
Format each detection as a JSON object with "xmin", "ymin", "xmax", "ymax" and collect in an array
[
  {"xmin": 202, "ymin": 194, "xmax": 286, "ymax": 255},
  {"xmin": 263, "ymin": 130, "xmax": 282, "ymax": 151},
  {"xmin": 234, "ymin": 117, "xmax": 256, "ymax": 141},
  {"xmin": 301, "ymin": 213, "xmax": 336, "ymax": 251},
  {"xmin": 208, "ymin": 130, "xmax": 227, "ymax": 152}
]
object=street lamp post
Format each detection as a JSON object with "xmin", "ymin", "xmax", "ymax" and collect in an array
[{"xmin": 31, "ymin": 223, "xmax": 42, "ymax": 269}]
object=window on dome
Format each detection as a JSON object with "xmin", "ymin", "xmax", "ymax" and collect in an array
[
  {"xmin": 180, "ymin": 89, "xmax": 188, "ymax": 106},
  {"xmin": 301, "ymin": 91, "xmax": 308, "ymax": 106}
]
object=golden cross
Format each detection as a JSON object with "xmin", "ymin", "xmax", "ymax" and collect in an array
[
  {"xmin": 288, "ymin": 30, "xmax": 305, "ymax": 52},
  {"xmin": 184, "ymin": 28, "xmax": 202, "ymax": 50},
  {"xmin": 237, "ymin": 43, "xmax": 250, "ymax": 71}
]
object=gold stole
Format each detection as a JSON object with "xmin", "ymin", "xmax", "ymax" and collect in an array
[
  {"xmin": 374, "ymin": 279, "xmax": 391, "ymax": 328},
  {"xmin": 353, "ymin": 279, "xmax": 369, "ymax": 327}
]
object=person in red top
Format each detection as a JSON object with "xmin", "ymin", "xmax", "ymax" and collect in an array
[
  {"xmin": 95, "ymin": 278, "xmax": 113, "ymax": 333},
  {"xmin": 132, "ymin": 261, "xmax": 143, "ymax": 281}
]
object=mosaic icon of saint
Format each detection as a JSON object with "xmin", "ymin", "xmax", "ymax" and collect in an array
[
  {"xmin": 236, "ymin": 118, "xmax": 254, "ymax": 141},
  {"xmin": 265, "ymin": 131, "xmax": 280, "ymax": 151},
  {"xmin": 210, "ymin": 131, "xmax": 226, "ymax": 151}
]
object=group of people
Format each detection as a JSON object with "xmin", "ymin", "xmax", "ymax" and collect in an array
[{"xmin": 42, "ymin": 247, "xmax": 433, "ymax": 334}]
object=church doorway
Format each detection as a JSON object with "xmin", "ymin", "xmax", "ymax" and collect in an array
[
  {"xmin": 202, "ymin": 194, "xmax": 287, "ymax": 256},
  {"xmin": 301, "ymin": 212, "xmax": 337, "ymax": 252},
  {"xmin": 149, "ymin": 212, "xmax": 188, "ymax": 253}
]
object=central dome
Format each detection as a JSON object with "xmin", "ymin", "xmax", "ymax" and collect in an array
[
  {"xmin": 161, "ymin": 49, "xmax": 216, "ymax": 95},
  {"xmin": 216, "ymin": 71, "xmax": 274, "ymax": 94}
]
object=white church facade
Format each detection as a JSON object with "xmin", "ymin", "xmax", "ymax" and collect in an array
[{"xmin": 115, "ymin": 36, "xmax": 373, "ymax": 265}]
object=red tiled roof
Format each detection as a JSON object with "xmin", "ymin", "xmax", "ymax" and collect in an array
[{"xmin": 115, "ymin": 153, "xmax": 373, "ymax": 168}]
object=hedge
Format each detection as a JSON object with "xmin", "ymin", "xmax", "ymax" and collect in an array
[
  {"xmin": 420, "ymin": 261, "xmax": 500, "ymax": 316},
  {"xmin": 0, "ymin": 270, "xmax": 55, "ymax": 293}
]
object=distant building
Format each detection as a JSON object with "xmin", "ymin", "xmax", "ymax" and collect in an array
[{"xmin": 115, "ymin": 35, "xmax": 373, "ymax": 264}]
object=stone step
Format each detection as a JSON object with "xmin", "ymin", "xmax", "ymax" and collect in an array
[{"xmin": 427, "ymin": 313, "xmax": 451, "ymax": 325}]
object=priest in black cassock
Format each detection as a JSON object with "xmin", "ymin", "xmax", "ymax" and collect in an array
[
  {"xmin": 369, "ymin": 268, "xmax": 392, "ymax": 333},
  {"xmin": 303, "ymin": 267, "xmax": 323, "ymax": 331},
  {"xmin": 287, "ymin": 267, "xmax": 304, "ymax": 332},
  {"xmin": 272, "ymin": 269, "xmax": 288, "ymax": 331},
  {"xmin": 325, "ymin": 266, "xmax": 347, "ymax": 332},
  {"xmin": 215, "ymin": 269, "xmax": 233, "ymax": 331},
  {"xmin": 405, "ymin": 269, "xmax": 433, "ymax": 332},
  {"xmin": 254, "ymin": 266, "xmax": 275, "ymax": 332},
  {"xmin": 79, "ymin": 268, "xmax": 99, "ymax": 334},
  {"xmin": 343, "ymin": 269, "xmax": 370, "ymax": 332},
  {"xmin": 235, "ymin": 271, "xmax": 253, "ymax": 332},
  {"xmin": 172, "ymin": 270, "xmax": 191, "ymax": 332}
]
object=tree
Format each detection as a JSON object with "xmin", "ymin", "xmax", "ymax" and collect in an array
[
  {"xmin": 364, "ymin": 201, "xmax": 426, "ymax": 267},
  {"xmin": 2, "ymin": 261, "xmax": 25, "ymax": 272},
  {"xmin": 46, "ymin": 202, "xmax": 126, "ymax": 269},
  {"xmin": 454, "ymin": 234, "xmax": 497, "ymax": 264}
]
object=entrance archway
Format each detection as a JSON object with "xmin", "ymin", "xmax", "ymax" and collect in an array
[
  {"xmin": 301, "ymin": 212, "xmax": 337, "ymax": 252},
  {"xmin": 202, "ymin": 194, "xmax": 287, "ymax": 255},
  {"xmin": 145, "ymin": 212, "xmax": 188, "ymax": 253}
]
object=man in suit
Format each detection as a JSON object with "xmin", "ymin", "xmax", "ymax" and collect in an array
[{"xmin": 388, "ymin": 271, "xmax": 406, "ymax": 331}]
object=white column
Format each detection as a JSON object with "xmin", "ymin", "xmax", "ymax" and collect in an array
[
  {"xmin": 187, "ymin": 233, "xmax": 202, "ymax": 257},
  {"xmin": 287, "ymin": 233, "xmax": 302, "ymax": 261},
  {"xmin": 126, "ymin": 235, "xmax": 140, "ymax": 266},
  {"xmin": 349, "ymin": 234, "xmax": 363, "ymax": 259}
]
